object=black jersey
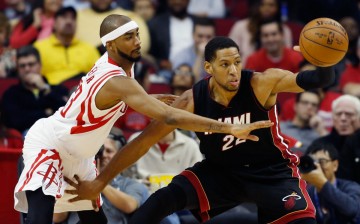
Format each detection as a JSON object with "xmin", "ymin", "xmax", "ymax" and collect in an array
[{"xmin": 193, "ymin": 70, "xmax": 298, "ymax": 169}]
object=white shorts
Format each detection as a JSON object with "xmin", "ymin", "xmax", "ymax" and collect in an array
[{"xmin": 14, "ymin": 119, "xmax": 102, "ymax": 213}]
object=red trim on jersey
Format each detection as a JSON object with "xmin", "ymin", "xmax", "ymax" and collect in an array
[
  {"xmin": 71, "ymin": 71, "xmax": 122, "ymax": 134},
  {"xmin": 269, "ymin": 163, "xmax": 315, "ymax": 223},
  {"xmin": 108, "ymin": 57, "xmax": 118, "ymax": 66},
  {"xmin": 268, "ymin": 106, "xmax": 299, "ymax": 164},
  {"xmin": 19, "ymin": 149, "xmax": 62, "ymax": 192},
  {"xmin": 75, "ymin": 70, "xmax": 120, "ymax": 125},
  {"xmin": 180, "ymin": 170, "xmax": 211, "ymax": 222}
]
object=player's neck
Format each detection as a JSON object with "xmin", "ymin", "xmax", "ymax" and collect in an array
[{"xmin": 108, "ymin": 54, "xmax": 133, "ymax": 74}]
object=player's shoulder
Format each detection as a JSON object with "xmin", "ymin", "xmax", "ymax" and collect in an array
[{"xmin": 255, "ymin": 68, "xmax": 288, "ymax": 79}]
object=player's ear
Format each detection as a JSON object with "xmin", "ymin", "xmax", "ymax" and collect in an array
[
  {"xmin": 204, "ymin": 61, "xmax": 213, "ymax": 75},
  {"xmin": 106, "ymin": 42, "xmax": 114, "ymax": 51}
]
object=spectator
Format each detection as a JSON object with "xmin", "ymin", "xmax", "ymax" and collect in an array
[
  {"xmin": 53, "ymin": 128, "xmax": 149, "ymax": 224},
  {"xmin": 280, "ymin": 60, "xmax": 341, "ymax": 131},
  {"xmin": 171, "ymin": 17, "xmax": 215, "ymax": 82},
  {"xmin": 148, "ymin": 0, "xmax": 193, "ymax": 81},
  {"xmin": 311, "ymin": 94, "xmax": 360, "ymax": 154},
  {"xmin": 129, "ymin": 129, "xmax": 202, "ymax": 180},
  {"xmin": 9, "ymin": 0, "xmax": 63, "ymax": 49},
  {"xmin": 4, "ymin": 0, "xmax": 31, "ymax": 25},
  {"xmin": 301, "ymin": 142, "xmax": 360, "ymax": 224},
  {"xmin": 1, "ymin": 45, "xmax": 68, "ymax": 135},
  {"xmin": 338, "ymin": 128, "xmax": 360, "ymax": 184},
  {"xmin": 280, "ymin": 90, "xmax": 328, "ymax": 156},
  {"xmin": 170, "ymin": 64, "xmax": 195, "ymax": 96},
  {"xmin": 133, "ymin": 0, "xmax": 157, "ymax": 22},
  {"xmin": 245, "ymin": 19, "xmax": 302, "ymax": 72},
  {"xmin": 76, "ymin": 0, "xmax": 150, "ymax": 54},
  {"xmin": 34, "ymin": 6, "xmax": 100, "ymax": 85},
  {"xmin": 228, "ymin": 0, "xmax": 293, "ymax": 65},
  {"xmin": 0, "ymin": 12, "xmax": 16, "ymax": 77},
  {"xmin": 339, "ymin": 16, "xmax": 360, "ymax": 69},
  {"xmin": 187, "ymin": 0, "xmax": 225, "ymax": 19},
  {"xmin": 129, "ymin": 124, "xmax": 203, "ymax": 224}
]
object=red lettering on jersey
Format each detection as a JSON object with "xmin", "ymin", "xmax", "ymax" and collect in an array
[
  {"xmin": 60, "ymin": 80, "xmax": 83, "ymax": 117},
  {"xmin": 70, "ymin": 70, "xmax": 124, "ymax": 134}
]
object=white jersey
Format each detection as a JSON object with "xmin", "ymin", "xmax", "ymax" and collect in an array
[{"xmin": 49, "ymin": 52, "xmax": 133, "ymax": 159}]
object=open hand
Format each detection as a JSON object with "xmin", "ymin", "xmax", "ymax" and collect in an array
[
  {"xmin": 230, "ymin": 120, "xmax": 274, "ymax": 141},
  {"xmin": 64, "ymin": 175, "xmax": 103, "ymax": 211}
]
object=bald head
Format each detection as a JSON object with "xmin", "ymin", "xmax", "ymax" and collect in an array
[{"xmin": 100, "ymin": 14, "xmax": 132, "ymax": 38}]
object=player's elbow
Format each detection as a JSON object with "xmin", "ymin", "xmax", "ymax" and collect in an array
[{"xmin": 122, "ymin": 200, "xmax": 139, "ymax": 214}]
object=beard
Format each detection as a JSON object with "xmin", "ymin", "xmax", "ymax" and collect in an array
[
  {"xmin": 117, "ymin": 48, "xmax": 141, "ymax": 62},
  {"xmin": 170, "ymin": 8, "xmax": 188, "ymax": 19}
]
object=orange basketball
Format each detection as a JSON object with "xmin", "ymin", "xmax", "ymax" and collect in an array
[{"xmin": 299, "ymin": 17, "xmax": 349, "ymax": 67}]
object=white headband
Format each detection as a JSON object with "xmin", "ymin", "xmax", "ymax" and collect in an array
[{"xmin": 101, "ymin": 21, "xmax": 139, "ymax": 46}]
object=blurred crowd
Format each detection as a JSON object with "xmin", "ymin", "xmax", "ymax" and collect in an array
[{"xmin": 1, "ymin": 0, "xmax": 360, "ymax": 223}]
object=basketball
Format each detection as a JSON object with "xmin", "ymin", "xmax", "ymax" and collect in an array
[{"xmin": 299, "ymin": 17, "xmax": 349, "ymax": 67}]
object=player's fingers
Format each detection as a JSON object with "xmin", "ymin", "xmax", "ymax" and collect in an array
[
  {"xmin": 74, "ymin": 175, "xmax": 81, "ymax": 183},
  {"xmin": 92, "ymin": 200, "xmax": 99, "ymax": 212},
  {"xmin": 245, "ymin": 135, "xmax": 259, "ymax": 142},
  {"xmin": 250, "ymin": 120, "xmax": 273, "ymax": 129},
  {"xmin": 65, "ymin": 189, "xmax": 78, "ymax": 195},
  {"xmin": 64, "ymin": 176, "xmax": 77, "ymax": 187},
  {"xmin": 293, "ymin": 46, "xmax": 300, "ymax": 52},
  {"xmin": 68, "ymin": 196, "xmax": 82, "ymax": 203}
]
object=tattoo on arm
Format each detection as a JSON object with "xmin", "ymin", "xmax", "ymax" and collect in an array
[{"xmin": 208, "ymin": 124, "xmax": 223, "ymax": 132}]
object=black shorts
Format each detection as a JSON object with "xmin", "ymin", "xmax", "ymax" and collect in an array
[{"xmin": 171, "ymin": 160, "xmax": 315, "ymax": 224}]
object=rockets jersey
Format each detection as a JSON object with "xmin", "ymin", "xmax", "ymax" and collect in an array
[
  {"xmin": 193, "ymin": 70, "xmax": 298, "ymax": 169},
  {"xmin": 48, "ymin": 53, "xmax": 133, "ymax": 159}
]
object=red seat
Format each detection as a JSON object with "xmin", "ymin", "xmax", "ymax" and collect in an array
[
  {"xmin": 0, "ymin": 147, "xmax": 22, "ymax": 224},
  {"xmin": 227, "ymin": 0, "xmax": 249, "ymax": 19},
  {"xmin": 215, "ymin": 18, "xmax": 236, "ymax": 36},
  {"xmin": 0, "ymin": 78, "xmax": 19, "ymax": 101},
  {"xmin": 285, "ymin": 21, "xmax": 304, "ymax": 46},
  {"xmin": 147, "ymin": 83, "xmax": 172, "ymax": 94},
  {"xmin": 62, "ymin": 78, "xmax": 81, "ymax": 92}
]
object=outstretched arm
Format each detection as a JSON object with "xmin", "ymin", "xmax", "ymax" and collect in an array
[
  {"xmin": 66, "ymin": 90, "xmax": 273, "ymax": 202},
  {"xmin": 251, "ymin": 46, "xmax": 335, "ymax": 108},
  {"xmin": 98, "ymin": 76, "xmax": 272, "ymax": 139}
]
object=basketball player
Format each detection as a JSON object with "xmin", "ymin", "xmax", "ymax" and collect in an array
[
  {"xmin": 66, "ymin": 36, "xmax": 336, "ymax": 224},
  {"xmin": 13, "ymin": 16, "xmax": 273, "ymax": 224}
]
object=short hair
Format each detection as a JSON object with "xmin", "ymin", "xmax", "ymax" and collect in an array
[
  {"xmin": 170, "ymin": 63, "xmax": 195, "ymax": 86},
  {"xmin": 16, "ymin": 46, "xmax": 41, "ymax": 62},
  {"xmin": 108, "ymin": 127, "xmax": 127, "ymax": 150},
  {"xmin": 331, "ymin": 94, "xmax": 360, "ymax": 117},
  {"xmin": 192, "ymin": 17, "xmax": 215, "ymax": 33},
  {"xmin": 204, "ymin": 37, "xmax": 239, "ymax": 62},
  {"xmin": 259, "ymin": 19, "xmax": 284, "ymax": 34},
  {"xmin": 295, "ymin": 89, "xmax": 321, "ymax": 103},
  {"xmin": 99, "ymin": 14, "xmax": 131, "ymax": 38},
  {"xmin": 306, "ymin": 142, "xmax": 339, "ymax": 161}
]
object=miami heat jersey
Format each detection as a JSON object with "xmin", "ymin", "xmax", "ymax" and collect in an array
[
  {"xmin": 49, "ymin": 53, "xmax": 133, "ymax": 159},
  {"xmin": 193, "ymin": 70, "xmax": 298, "ymax": 169}
]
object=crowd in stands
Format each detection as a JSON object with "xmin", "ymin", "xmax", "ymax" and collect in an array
[{"xmin": 1, "ymin": 0, "xmax": 360, "ymax": 223}]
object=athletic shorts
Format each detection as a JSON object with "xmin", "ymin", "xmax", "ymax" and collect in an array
[
  {"xmin": 171, "ymin": 159, "xmax": 315, "ymax": 224},
  {"xmin": 14, "ymin": 119, "xmax": 102, "ymax": 213}
]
